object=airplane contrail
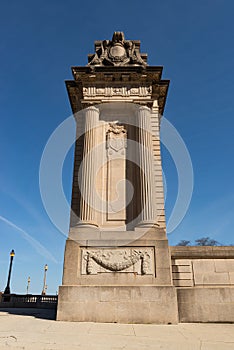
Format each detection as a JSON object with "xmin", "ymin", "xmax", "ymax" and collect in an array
[{"xmin": 0, "ymin": 215, "xmax": 57, "ymax": 263}]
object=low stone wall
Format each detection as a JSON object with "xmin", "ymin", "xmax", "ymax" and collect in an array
[{"xmin": 171, "ymin": 246, "xmax": 234, "ymax": 323}]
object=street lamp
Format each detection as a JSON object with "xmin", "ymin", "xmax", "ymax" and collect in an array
[
  {"xmin": 41, "ymin": 264, "xmax": 48, "ymax": 295},
  {"xmin": 4, "ymin": 249, "xmax": 15, "ymax": 295},
  {"xmin": 26, "ymin": 277, "xmax": 31, "ymax": 294}
]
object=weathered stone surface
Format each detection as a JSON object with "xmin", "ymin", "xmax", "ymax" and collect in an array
[
  {"xmin": 177, "ymin": 287, "xmax": 234, "ymax": 322},
  {"xmin": 61, "ymin": 237, "xmax": 172, "ymax": 287},
  {"xmin": 171, "ymin": 246, "xmax": 234, "ymax": 259},
  {"xmin": 173, "ymin": 279, "xmax": 194, "ymax": 287},
  {"xmin": 171, "ymin": 251, "xmax": 234, "ymax": 292},
  {"xmin": 57, "ymin": 285, "xmax": 178, "ymax": 324}
]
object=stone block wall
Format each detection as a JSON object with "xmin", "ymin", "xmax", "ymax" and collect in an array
[
  {"xmin": 172, "ymin": 258, "xmax": 234, "ymax": 287},
  {"xmin": 170, "ymin": 246, "xmax": 234, "ymax": 323}
]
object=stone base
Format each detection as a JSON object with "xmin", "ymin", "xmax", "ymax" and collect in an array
[
  {"xmin": 177, "ymin": 287, "xmax": 234, "ymax": 323},
  {"xmin": 57, "ymin": 285, "xmax": 178, "ymax": 324}
]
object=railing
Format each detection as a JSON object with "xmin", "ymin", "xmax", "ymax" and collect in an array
[{"xmin": 0, "ymin": 294, "xmax": 58, "ymax": 309}]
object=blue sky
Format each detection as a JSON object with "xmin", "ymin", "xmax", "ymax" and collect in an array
[{"xmin": 1, "ymin": 0, "xmax": 234, "ymax": 294}]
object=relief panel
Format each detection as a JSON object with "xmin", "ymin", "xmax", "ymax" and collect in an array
[{"xmin": 81, "ymin": 247, "xmax": 155, "ymax": 275}]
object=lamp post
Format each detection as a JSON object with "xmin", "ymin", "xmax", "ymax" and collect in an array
[
  {"xmin": 4, "ymin": 249, "xmax": 15, "ymax": 295},
  {"xmin": 41, "ymin": 264, "xmax": 48, "ymax": 295},
  {"xmin": 26, "ymin": 277, "xmax": 31, "ymax": 294}
]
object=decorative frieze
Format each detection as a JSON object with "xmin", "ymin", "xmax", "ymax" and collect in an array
[
  {"xmin": 82, "ymin": 85, "xmax": 152, "ymax": 98},
  {"xmin": 81, "ymin": 248, "xmax": 154, "ymax": 275}
]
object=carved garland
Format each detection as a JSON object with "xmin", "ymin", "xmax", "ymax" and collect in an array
[{"xmin": 84, "ymin": 250, "xmax": 150, "ymax": 275}]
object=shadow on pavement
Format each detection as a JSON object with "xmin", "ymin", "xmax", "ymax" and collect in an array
[{"xmin": 0, "ymin": 308, "xmax": 57, "ymax": 320}]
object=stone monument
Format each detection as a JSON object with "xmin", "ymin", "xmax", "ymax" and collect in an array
[{"xmin": 57, "ymin": 32, "xmax": 178, "ymax": 323}]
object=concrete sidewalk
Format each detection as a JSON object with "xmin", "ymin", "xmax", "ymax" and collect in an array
[{"xmin": 0, "ymin": 309, "xmax": 233, "ymax": 349}]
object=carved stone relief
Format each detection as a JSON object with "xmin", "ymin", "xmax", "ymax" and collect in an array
[
  {"xmin": 88, "ymin": 32, "xmax": 147, "ymax": 67},
  {"xmin": 81, "ymin": 248, "xmax": 154, "ymax": 275},
  {"xmin": 82, "ymin": 85, "xmax": 152, "ymax": 98}
]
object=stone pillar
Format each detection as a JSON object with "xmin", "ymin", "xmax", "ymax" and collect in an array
[
  {"xmin": 78, "ymin": 106, "xmax": 99, "ymax": 228},
  {"xmin": 137, "ymin": 106, "xmax": 157, "ymax": 228}
]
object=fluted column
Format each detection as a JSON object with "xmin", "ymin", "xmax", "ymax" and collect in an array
[
  {"xmin": 78, "ymin": 106, "xmax": 99, "ymax": 227},
  {"xmin": 137, "ymin": 106, "xmax": 157, "ymax": 227}
]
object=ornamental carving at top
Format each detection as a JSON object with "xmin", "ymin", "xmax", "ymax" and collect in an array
[
  {"xmin": 107, "ymin": 122, "xmax": 127, "ymax": 135},
  {"xmin": 88, "ymin": 32, "xmax": 147, "ymax": 67}
]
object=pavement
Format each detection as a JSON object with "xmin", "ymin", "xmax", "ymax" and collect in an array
[{"xmin": 0, "ymin": 309, "xmax": 234, "ymax": 350}]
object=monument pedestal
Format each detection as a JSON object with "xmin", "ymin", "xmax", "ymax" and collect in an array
[
  {"xmin": 57, "ymin": 285, "xmax": 178, "ymax": 324},
  {"xmin": 57, "ymin": 229, "xmax": 178, "ymax": 323}
]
